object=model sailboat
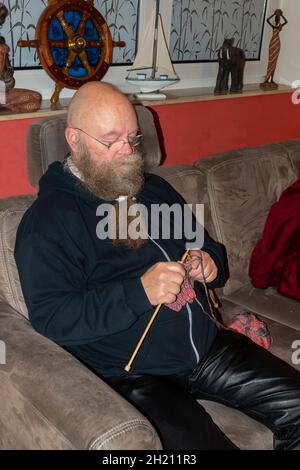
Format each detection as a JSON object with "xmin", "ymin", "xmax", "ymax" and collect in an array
[{"xmin": 126, "ymin": 0, "xmax": 180, "ymax": 100}]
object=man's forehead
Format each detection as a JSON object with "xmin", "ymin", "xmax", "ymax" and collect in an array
[{"xmin": 90, "ymin": 107, "xmax": 137, "ymax": 134}]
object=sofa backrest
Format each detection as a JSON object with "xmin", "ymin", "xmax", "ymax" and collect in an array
[
  {"xmin": 195, "ymin": 141, "xmax": 299, "ymax": 295},
  {"xmin": 27, "ymin": 105, "xmax": 162, "ymax": 188}
]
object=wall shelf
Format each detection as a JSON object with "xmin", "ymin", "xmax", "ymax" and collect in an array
[{"xmin": 0, "ymin": 84, "xmax": 292, "ymax": 121}]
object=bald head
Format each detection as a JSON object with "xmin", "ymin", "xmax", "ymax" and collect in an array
[{"xmin": 67, "ymin": 82, "xmax": 135, "ymax": 129}]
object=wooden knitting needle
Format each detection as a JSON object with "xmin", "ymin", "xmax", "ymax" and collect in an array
[{"xmin": 124, "ymin": 249, "xmax": 190, "ymax": 372}]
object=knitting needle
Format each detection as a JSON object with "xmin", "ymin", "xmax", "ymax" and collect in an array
[{"xmin": 124, "ymin": 249, "xmax": 190, "ymax": 372}]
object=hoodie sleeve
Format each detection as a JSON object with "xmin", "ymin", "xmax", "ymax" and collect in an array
[
  {"xmin": 15, "ymin": 233, "xmax": 152, "ymax": 346},
  {"xmin": 200, "ymin": 227, "xmax": 229, "ymax": 289}
]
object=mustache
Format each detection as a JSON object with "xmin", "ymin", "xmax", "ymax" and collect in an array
[{"xmin": 105, "ymin": 151, "xmax": 143, "ymax": 168}]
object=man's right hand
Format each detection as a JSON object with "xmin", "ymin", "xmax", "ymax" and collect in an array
[{"xmin": 141, "ymin": 262, "xmax": 185, "ymax": 306}]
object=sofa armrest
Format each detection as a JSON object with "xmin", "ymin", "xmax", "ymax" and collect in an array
[{"xmin": 0, "ymin": 302, "xmax": 161, "ymax": 450}]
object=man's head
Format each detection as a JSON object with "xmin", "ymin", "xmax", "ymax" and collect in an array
[
  {"xmin": 65, "ymin": 82, "xmax": 145, "ymax": 201},
  {"xmin": 65, "ymin": 82, "xmax": 147, "ymax": 249}
]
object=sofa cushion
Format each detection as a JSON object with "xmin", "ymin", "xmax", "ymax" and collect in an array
[
  {"xmin": 196, "ymin": 150, "xmax": 297, "ymax": 295},
  {"xmin": 282, "ymin": 138, "xmax": 300, "ymax": 178},
  {"xmin": 223, "ymin": 282, "xmax": 300, "ymax": 333},
  {"xmin": 220, "ymin": 297, "xmax": 300, "ymax": 370},
  {"xmin": 0, "ymin": 207, "xmax": 30, "ymax": 319},
  {"xmin": 199, "ymin": 400, "xmax": 273, "ymax": 450}
]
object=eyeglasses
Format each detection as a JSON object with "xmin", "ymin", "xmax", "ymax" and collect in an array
[{"xmin": 72, "ymin": 127, "xmax": 143, "ymax": 152}]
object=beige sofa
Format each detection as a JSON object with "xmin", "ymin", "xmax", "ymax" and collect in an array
[{"xmin": 0, "ymin": 107, "xmax": 299, "ymax": 450}]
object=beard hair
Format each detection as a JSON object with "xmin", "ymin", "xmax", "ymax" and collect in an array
[
  {"xmin": 72, "ymin": 138, "xmax": 145, "ymax": 201},
  {"xmin": 66, "ymin": 139, "xmax": 148, "ymax": 249}
]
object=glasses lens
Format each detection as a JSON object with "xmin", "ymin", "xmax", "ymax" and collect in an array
[{"xmin": 110, "ymin": 133, "xmax": 143, "ymax": 152}]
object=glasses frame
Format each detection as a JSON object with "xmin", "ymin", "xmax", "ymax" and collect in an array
[{"xmin": 71, "ymin": 127, "xmax": 143, "ymax": 152}]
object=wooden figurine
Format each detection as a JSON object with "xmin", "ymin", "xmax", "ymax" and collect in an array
[
  {"xmin": 0, "ymin": 3, "xmax": 41, "ymax": 113},
  {"xmin": 260, "ymin": 9, "xmax": 288, "ymax": 90}
]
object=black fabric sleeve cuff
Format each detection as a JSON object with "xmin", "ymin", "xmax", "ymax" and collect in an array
[{"xmin": 122, "ymin": 278, "xmax": 153, "ymax": 317}]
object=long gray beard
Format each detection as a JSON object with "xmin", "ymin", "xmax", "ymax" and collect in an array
[
  {"xmin": 65, "ymin": 145, "xmax": 148, "ymax": 249},
  {"xmin": 113, "ymin": 197, "xmax": 148, "ymax": 250}
]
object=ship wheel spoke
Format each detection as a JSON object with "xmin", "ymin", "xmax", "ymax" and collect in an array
[
  {"xmin": 57, "ymin": 11, "xmax": 75, "ymax": 39},
  {"xmin": 85, "ymin": 40, "xmax": 104, "ymax": 48},
  {"xmin": 63, "ymin": 49, "xmax": 77, "ymax": 74},
  {"xmin": 79, "ymin": 50, "xmax": 93, "ymax": 75},
  {"xmin": 48, "ymin": 40, "xmax": 69, "ymax": 48},
  {"xmin": 77, "ymin": 11, "xmax": 91, "ymax": 36}
]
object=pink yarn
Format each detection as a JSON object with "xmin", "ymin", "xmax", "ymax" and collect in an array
[{"xmin": 165, "ymin": 262, "xmax": 196, "ymax": 312}]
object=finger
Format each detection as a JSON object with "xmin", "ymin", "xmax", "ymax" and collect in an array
[
  {"xmin": 167, "ymin": 281, "xmax": 182, "ymax": 296},
  {"xmin": 160, "ymin": 271, "xmax": 184, "ymax": 286},
  {"xmin": 189, "ymin": 268, "xmax": 200, "ymax": 278},
  {"xmin": 164, "ymin": 293, "xmax": 177, "ymax": 304},
  {"xmin": 205, "ymin": 271, "xmax": 217, "ymax": 283},
  {"xmin": 190, "ymin": 258, "xmax": 200, "ymax": 270},
  {"xmin": 202, "ymin": 265, "xmax": 217, "ymax": 282},
  {"xmin": 165, "ymin": 262, "xmax": 186, "ymax": 276}
]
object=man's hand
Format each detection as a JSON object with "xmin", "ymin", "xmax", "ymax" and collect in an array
[
  {"xmin": 141, "ymin": 262, "xmax": 186, "ymax": 306},
  {"xmin": 188, "ymin": 249, "xmax": 218, "ymax": 283}
]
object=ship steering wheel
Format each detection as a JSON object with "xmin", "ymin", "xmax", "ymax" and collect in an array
[{"xmin": 18, "ymin": 0, "xmax": 125, "ymax": 104}]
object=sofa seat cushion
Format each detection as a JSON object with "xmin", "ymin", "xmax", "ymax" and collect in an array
[
  {"xmin": 196, "ymin": 150, "xmax": 297, "ymax": 295},
  {"xmin": 199, "ymin": 400, "xmax": 273, "ymax": 450},
  {"xmin": 0, "ymin": 199, "xmax": 35, "ymax": 319},
  {"xmin": 223, "ymin": 283, "xmax": 300, "ymax": 333},
  {"xmin": 219, "ymin": 297, "xmax": 300, "ymax": 371}
]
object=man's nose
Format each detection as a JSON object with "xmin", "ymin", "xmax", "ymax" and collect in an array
[{"xmin": 120, "ymin": 141, "xmax": 134, "ymax": 155}]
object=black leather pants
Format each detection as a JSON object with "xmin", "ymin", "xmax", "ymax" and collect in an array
[{"xmin": 107, "ymin": 330, "xmax": 300, "ymax": 450}]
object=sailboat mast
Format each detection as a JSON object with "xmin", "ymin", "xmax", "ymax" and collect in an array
[{"xmin": 151, "ymin": 0, "xmax": 160, "ymax": 79}]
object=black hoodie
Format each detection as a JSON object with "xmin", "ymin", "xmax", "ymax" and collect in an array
[{"xmin": 14, "ymin": 162, "xmax": 228, "ymax": 377}]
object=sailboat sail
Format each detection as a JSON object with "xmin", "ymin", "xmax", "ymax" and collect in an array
[
  {"xmin": 126, "ymin": 0, "xmax": 179, "ymax": 97},
  {"xmin": 156, "ymin": 15, "xmax": 177, "ymax": 76},
  {"xmin": 129, "ymin": 9, "xmax": 155, "ymax": 71},
  {"xmin": 129, "ymin": 11, "xmax": 176, "ymax": 77}
]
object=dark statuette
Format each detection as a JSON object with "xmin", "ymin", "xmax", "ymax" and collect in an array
[{"xmin": 214, "ymin": 38, "xmax": 246, "ymax": 95}]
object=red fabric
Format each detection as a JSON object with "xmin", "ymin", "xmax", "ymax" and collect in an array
[
  {"xmin": 228, "ymin": 312, "xmax": 272, "ymax": 349},
  {"xmin": 249, "ymin": 179, "xmax": 300, "ymax": 301}
]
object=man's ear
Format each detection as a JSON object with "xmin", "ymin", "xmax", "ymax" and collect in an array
[{"xmin": 65, "ymin": 127, "xmax": 79, "ymax": 153}]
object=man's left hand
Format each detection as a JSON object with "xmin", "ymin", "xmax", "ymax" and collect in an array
[{"xmin": 188, "ymin": 249, "xmax": 218, "ymax": 283}]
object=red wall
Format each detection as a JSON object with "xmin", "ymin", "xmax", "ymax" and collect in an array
[
  {"xmin": 151, "ymin": 92, "xmax": 300, "ymax": 166},
  {"xmin": 1, "ymin": 91, "xmax": 300, "ymax": 198},
  {"xmin": 0, "ymin": 117, "xmax": 39, "ymax": 197}
]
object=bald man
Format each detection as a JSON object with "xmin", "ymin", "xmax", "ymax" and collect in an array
[{"xmin": 15, "ymin": 82, "xmax": 300, "ymax": 450}]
